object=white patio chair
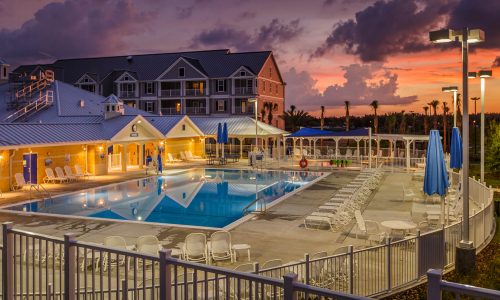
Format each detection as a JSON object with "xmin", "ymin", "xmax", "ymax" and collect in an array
[
  {"xmin": 102, "ymin": 236, "xmax": 131, "ymax": 271},
  {"xmin": 63, "ymin": 166, "xmax": 79, "ymax": 181},
  {"xmin": 179, "ymin": 151, "xmax": 188, "ymax": 160},
  {"xmin": 210, "ymin": 231, "xmax": 233, "ymax": 263},
  {"xmin": 187, "ymin": 151, "xmax": 202, "ymax": 159},
  {"xmin": 44, "ymin": 167, "xmax": 65, "ymax": 183},
  {"xmin": 354, "ymin": 210, "xmax": 385, "ymax": 244},
  {"xmin": 13, "ymin": 173, "xmax": 29, "ymax": 190},
  {"xmin": 54, "ymin": 167, "xmax": 69, "ymax": 182},
  {"xmin": 74, "ymin": 165, "xmax": 92, "ymax": 179},
  {"xmin": 403, "ymin": 184, "xmax": 417, "ymax": 202},
  {"xmin": 183, "ymin": 233, "xmax": 208, "ymax": 264},
  {"xmin": 261, "ymin": 259, "xmax": 283, "ymax": 278},
  {"xmin": 167, "ymin": 153, "xmax": 182, "ymax": 163},
  {"xmin": 137, "ymin": 235, "xmax": 162, "ymax": 256}
]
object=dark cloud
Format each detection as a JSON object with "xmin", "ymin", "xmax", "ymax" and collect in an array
[
  {"xmin": 323, "ymin": 0, "xmax": 336, "ymax": 6},
  {"xmin": 312, "ymin": 0, "xmax": 456, "ymax": 62},
  {"xmin": 176, "ymin": 6, "xmax": 194, "ymax": 19},
  {"xmin": 0, "ymin": 0, "xmax": 154, "ymax": 65},
  {"xmin": 284, "ymin": 64, "xmax": 417, "ymax": 111},
  {"xmin": 448, "ymin": 0, "xmax": 500, "ymax": 49},
  {"xmin": 192, "ymin": 18, "xmax": 303, "ymax": 51},
  {"xmin": 239, "ymin": 11, "xmax": 257, "ymax": 20}
]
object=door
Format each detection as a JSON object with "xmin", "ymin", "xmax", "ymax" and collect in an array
[{"xmin": 23, "ymin": 153, "xmax": 38, "ymax": 184}]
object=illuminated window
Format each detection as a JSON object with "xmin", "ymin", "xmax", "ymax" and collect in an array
[
  {"xmin": 217, "ymin": 100, "xmax": 225, "ymax": 112},
  {"xmin": 176, "ymin": 102, "xmax": 181, "ymax": 112},
  {"xmin": 241, "ymin": 101, "xmax": 247, "ymax": 113}
]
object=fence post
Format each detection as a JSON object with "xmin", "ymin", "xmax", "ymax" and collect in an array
[
  {"xmin": 426, "ymin": 269, "xmax": 443, "ymax": 300},
  {"xmin": 348, "ymin": 245, "xmax": 354, "ymax": 294},
  {"xmin": 386, "ymin": 237, "xmax": 392, "ymax": 292},
  {"xmin": 48, "ymin": 283, "xmax": 53, "ymax": 300},
  {"xmin": 159, "ymin": 249, "xmax": 172, "ymax": 300},
  {"xmin": 64, "ymin": 233, "xmax": 77, "ymax": 300},
  {"xmin": 441, "ymin": 224, "xmax": 446, "ymax": 268},
  {"xmin": 283, "ymin": 273, "xmax": 298, "ymax": 300},
  {"xmin": 415, "ymin": 230, "xmax": 420, "ymax": 279},
  {"xmin": 304, "ymin": 253, "xmax": 310, "ymax": 285},
  {"xmin": 121, "ymin": 279, "xmax": 128, "ymax": 300},
  {"xmin": 2, "ymin": 222, "xmax": 14, "ymax": 300}
]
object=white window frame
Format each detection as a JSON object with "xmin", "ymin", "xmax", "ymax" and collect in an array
[
  {"xmin": 179, "ymin": 67, "xmax": 185, "ymax": 77},
  {"xmin": 217, "ymin": 80, "xmax": 225, "ymax": 92},
  {"xmin": 146, "ymin": 101, "xmax": 154, "ymax": 112},
  {"xmin": 145, "ymin": 82, "xmax": 154, "ymax": 94},
  {"xmin": 217, "ymin": 100, "xmax": 225, "ymax": 112}
]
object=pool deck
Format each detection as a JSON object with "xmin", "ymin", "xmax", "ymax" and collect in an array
[{"xmin": 0, "ymin": 161, "xmax": 440, "ymax": 269}]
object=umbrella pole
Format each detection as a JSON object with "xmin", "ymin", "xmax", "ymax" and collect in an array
[{"xmin": 441, "ymin": 195, "xmax": 445, "ymax": 225}]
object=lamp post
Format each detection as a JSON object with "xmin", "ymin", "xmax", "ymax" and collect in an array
[
  {"xmin": 248, "ymin": 98, "xmax": 258, "ymax": 151},
  {"xmin": 468, "ymin": 70, "xmax": 492, "ymax": 183},
  {"xmin": 430, "ymin": 27, "xmax": 485, "ymax": 274},
  {"xmin": 442, "ymin": 86, "xmax": 458, "ymax": 127}
]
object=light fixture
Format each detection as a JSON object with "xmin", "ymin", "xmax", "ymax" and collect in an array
[
  {"xmin": 98, "ymin": 146, "xmax": 103, "ymax": 151},
  {"xmin": 478, "ymin": 70, "xmax": 492, "ymax": 78},
  {"xmin": 429, "ymin": 29, "xmax": 453, "ymax": 43},
  {"xmin": 137, "ymin": 120, "xmax": 142, "ymax": 124},
  {"xmin": 442, "ymin": 86, "xmax": 458, "ymax": 92},
  {"xmin": 160, "ymin": 141, "xmax": 164, "ymax": 145},
  {"xmin": 429, "ymin": 28, "xmax": 485, "ymax": 44},
  {"xmin": 468, "ymin": 72, "xmax": 477, "ymax": 79}
]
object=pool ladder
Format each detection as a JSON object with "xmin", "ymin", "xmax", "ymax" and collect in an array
[
  {"xmin": 29, "ymin": 184, "xmax": 52, "ymax": 201},
  {"xmin": 243, "ymin": 197, "xmax": 267, "ymax": 215}
]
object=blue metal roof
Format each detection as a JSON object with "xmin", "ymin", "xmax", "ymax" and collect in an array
[
  {"xmin": 287, "ymin": 127, "xmax": 369, "ymax": 138},
  {"xmin": 190, "ymin": 116, "xmax": 286, "ymax": 136},
  {"xmin": 145, "ymin": 115, "xmax": 184, "ymax": 135}
]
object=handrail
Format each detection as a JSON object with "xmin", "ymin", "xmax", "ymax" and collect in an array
[
  {"xmin": 4, "ymin": 90, "xmax": 54, "ymax": 122},
  {"xmin": 29, "ymin": 183, "xmax": 52, "ymax": 201},
  {"xmin": 15, "ymin": 70, "xmax": 54, "ymax": 99},
  {"xmin": 242, "ymin": 196, "xmax": 266, "ymax": 215},
  {"xmin": 427, "ymin": 269, "xmax": 500, "ymax": 299}
]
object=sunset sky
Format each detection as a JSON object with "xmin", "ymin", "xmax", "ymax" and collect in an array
[{"xmin": 0, "ymin": 0, "xmax": 498, "ymax": 117}]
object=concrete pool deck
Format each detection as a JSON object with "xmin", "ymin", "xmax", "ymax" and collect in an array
[{"xmin": 0, "ymin": 165, "xmax": 445, "ymax": 270}]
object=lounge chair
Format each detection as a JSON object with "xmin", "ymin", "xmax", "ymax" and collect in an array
[
  {"xmin": 310, "ymin": 251, "xmax": 333, "ymax": 288},
  {"xmin": 64, "ymin": 166, "xmax": 79, "ymax": 181},
  {"xmin": 354, "ymin": 210, "xmax": 386, "ymax": 244},
  {"xmin": 179, "ymin": 151, "xmax": 188, "ymax": 160},
  {"xmin": 74, "ymin": 165, "xmax": 92, "ymax": 179},
  {"xmin": 234, "ymin": 263, "xmax": 255, "ymax": 272},
  {"xmin": 209, "ymin": 231, "xmax": 233, "ymax": 263},
  {"xmin": 54, "ymin": 167, "xmax": 69, "ymax": 182},
  {"xmin": 403, "ymin": 184, "xmax": 417, "ymax": 202},
  {"xmin": 186, "ymin": 151, "xmax": 202, "ymax": 159},
  {"xmin": 44, "ymin": 168, "xmax": 66, "ymax": 183},
  {"xmin": 13, "ymin": 173, "xmax": 29, "ymax": 190},
  {"xmin": 102, "ymin": 236, "xmax": 130, "ymax": 271},
  {"xmin": 183, "ymin": 233, "xmax": 208, "ymax": 264},
  {"xmin": 167, "ymin": 153, "xmax": 182, "ymax": 163}
]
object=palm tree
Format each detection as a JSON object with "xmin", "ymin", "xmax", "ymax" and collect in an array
[
  {"xmin": 370, "ymin": 100, "xmax": 379, "ymax": 134},
  {"xmin": 428, "ymin": 100, "xmax": 440, "ymax": 129},
  {"xmin": 423, "ymin": 106, "xmax": 429, "ymax": 134},
  {"xmin": 399, "ymin": 110, "xmax": 406, "ymax": 134},
  {"xmin": 443, "ymin": 102, "xmax": 449, "ymax": 151},
  {"xmin": 456, "ymin": 93, "xmax": 462, "ymax": 129},
  {"xmin": 344, "ymin": 101, "xmax": 350, "ymax": 131},
  {"xmin": 260, "ymin": 105, "xmax": 266, "ymax": 123},
  {"xmin": 265, "ymin": 102, "xmax": 278, "ymax": 125},
  {"xmin": 280, "ymin": 105, "xmax": 310, "ymax": 132},
  {"xmin": 387, "ymin": 113, "xmax": 397, "ymax": 134},
  {"xmin": 320, "ymin": 106, "xmax": 325, "ymax": 130}
]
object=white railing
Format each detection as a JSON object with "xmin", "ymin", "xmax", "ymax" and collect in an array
[
  {"xmin": 118, "ymin": 91, "xmax": 136, "ymax": 98},
  {"xmin": 185, "ymin": 106, "xmax": 206, "ymax": 115},
  {"xmin": 234, "ymin": 87, "xmax": 254, "ymax": 95},
  {"xmin": 161, "ymin": 107, "xmax": 182, "ymax": 115},
  {"xmin": 160, "ymin": 89, "xmax": 181, "ymax": 97},
  {"xmin": 185, "ymin": 88, "xmax": 205, "ymax": 96},
  {"xmin": 4, "ymin": 90, "xmax": 54, "ymax": 122}
]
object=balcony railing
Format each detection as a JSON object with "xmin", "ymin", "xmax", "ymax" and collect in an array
[
  {"xmin": 118, "ymin": 91, "xmax": 136, "ymax": 98},
  {"xmin": 234, "ymin": 87, "xmax": 254, "ymax": 95},
  {"xmin": 161, "ymin": 107, "xmax": 182, "ymax": 115},
  {"xmin": 160, "ymin": 89, "xmax": 181, "ymax": 97},
  {"xmin": 185, "ymin": 88, "xmax": 205, "ymax": 96},
  {"xmin": 186, "ymin": 106, "xmax": 207, "ymax": 115}
]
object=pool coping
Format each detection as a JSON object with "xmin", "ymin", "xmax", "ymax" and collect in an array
[{"xmin": 0, "ymin": 168, "xmax": 330, "ymax": 231}]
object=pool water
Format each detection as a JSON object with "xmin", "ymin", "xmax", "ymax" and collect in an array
[{"xmin": 5, "ymin": 169, "xmax": 323, "ymax": 228}]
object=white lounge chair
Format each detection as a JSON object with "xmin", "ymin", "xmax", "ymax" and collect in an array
[
  {"xmin": 54, "ymin": 167, "xmax": 69, "ymax": 182},
  {"xmin": 136, "ymin": 235, "xmax": 162, "ymax": 256},
  {"xmin": 64, "ymin": 166, "xmax": 79, "ymax": 181},
  {"xmin": 210, "ymin": 231, "xmax": 233, "ymax": 263},
  {"xmin": 179, "ymin": 151, "xmax": 188, "ymax": 161},
  {"xmin": 183, "ymin": 233, "xmax": 208, "ymax": 264},
  {"xmin": 186, "ymin": 151, "xmax": 202, "ymax": 159},
  {"xmin": 167, "ymin": 153, "xmax": 182, "ymax": 163},
  {"xmin": 74, "ymin": 165, "xmax": 92, "ymax": 179},
  {"xmin": 13, "ymin": 173, "xmax": 29, "ymax": 190},
  {"xmin": 102, "ymin": 236, "xmax": 131, "ymax": 271},
  {"xmin": 44, "ymin": 168, "xmax": 66, "ymax": 183}
]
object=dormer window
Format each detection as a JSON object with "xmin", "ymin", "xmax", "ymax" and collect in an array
[
  {"xmin": 240, "ymin": 71, "xmax": 246, "ymax": 76},
  {"xmin": 124, "ymin": 76, "xmax": 129, "ymax": 81},
  {"xmin": 179, "ymin": 67, "xmax": 185, "ymax": 77}
]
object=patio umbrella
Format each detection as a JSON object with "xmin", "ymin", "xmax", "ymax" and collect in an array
[
  {"xmin": 217, "ymin": 122, "xmax": 223, "ymax": 158},
  {"xmin": 157, "ymin": 153, "xmax": 163, "ymax": 173},
  {"xmin": 450, "ymin": 127, "xmax": 463, "ymax": 169},
  {"xmin": 222, "ymin": 122, "xmax": 229, "ymax": 158},
  {"xmin": 423, "ymin": 130, "xmax": 449, "ymax": 224}
]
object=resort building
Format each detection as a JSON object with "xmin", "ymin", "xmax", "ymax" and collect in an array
[
  {"xmin": 0, "ymin": 76, "xmax": 286, "ymax": 192},
  {"xmin": 11, "ymin": 49, "xmax": 286, "ymax": 129}
]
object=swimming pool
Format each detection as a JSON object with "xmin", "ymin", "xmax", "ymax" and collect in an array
[{"xmin": 4, "ymin": 169, "xmax": 325, "ymax": 229}]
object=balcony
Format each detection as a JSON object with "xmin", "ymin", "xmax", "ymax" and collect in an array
[
  {"xmin": 186, "ymin": 106, "xmax": 207, "ymax": 115},
  {"xmin": 234, "ymin": 87, "xmax": 254, "ymax": 95},
  {"xmin": 160, "ymin": 89, "xmax": 181, "ymax": 97},
  {"xmin": 118, "ymin": 91, "xmax": 136, "ymax": 98},
  {"xmin": 161, "ymin": 107, "xmax": 182, "ymax": 115},
  {"xmin": 185, "ymin": 89, "xmax": 205, "ymax": 96}
]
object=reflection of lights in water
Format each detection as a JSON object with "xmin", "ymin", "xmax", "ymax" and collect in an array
[
  {"xmin": 97, "ymin": 199, "xmax": 105, "ymax": 207},
  {"xmin": 205, "ymin": 175, "xmax": 212, "ymax": 178},
  {"xmin": 249, "ymin": 177, "xmax": 256, "ymax": 180},
  {"xmin": 137, "ymin": 216, "xmax": 142, "ymax": 221},
  {"xmin": 83, "ymin": 203, "xmax": 87, "ymax": 208},
  {"xmin": 23, "ymin": 206, "xmax": 27, "ymax": 212},
  {"xmin": 191, "ymin": 176, "xmax": 195, "ymax": 180},
  {"xmin": 79, "ymin": 192, "xmax": 86, "ymax": 196}
]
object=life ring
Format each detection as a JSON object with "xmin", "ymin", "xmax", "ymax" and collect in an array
[{"xmin": 299, "ymin": 157, "xmax": 308, "ymax": 169}]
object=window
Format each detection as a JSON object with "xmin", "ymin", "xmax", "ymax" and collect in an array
[
  {"xmin": 111, "ymin": 105, "xmax": 116, "ymax": 111},
  {"xmin": 145, "ymin": 82, "xmax": 155, "ymax": 95},
  {"xmin": 240, "ymin": 71, "xmax": 246, "ymax": 76},
  {"xmin": 80, "ymin": 84, "xmax": 95, "ymax": 93},
  {"xmin": 124, "ymin": 76, "xmax": 129, "ymax": 81},
  {"xmin": 106, "ymin": 106, "xmax": 110, "ymax": 112},
  {"xmin": 146, "ymin": 102, "xmax": 154, "ymax": 112},
  {"xmin": 241, "ymin": 101, "xmax": 247, "ymax": 113},
  {"xmin": 269, "ymin": 68, "xmax": 272, "ymax": 77},
  {"xmin": 217, "ymin": 80, "xmax": 225, "ymax": 92},
  {"xmin": 179, "ymin": 67, "xmax": 185, "ymax": 77},
  {"xmin": 3, "ymin": 67, "xmax": 6, "ymax": 78},
  {"xmin": 217, "ymin": 100, "xmax": 225, "ymax": 112}
]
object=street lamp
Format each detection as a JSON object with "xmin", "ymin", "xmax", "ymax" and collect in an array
[
  {"xmin": 442, "ymin": 86, "xmax": 458, "ymax": 127},
  {"xmin": 468, "ymin": 70, "xmax": 492, "ymax": 183},
  {"xmin": 248, "ymin": 98, "xmax": 258, "ymax": 152},
  {"xmin": 430, "ymin": 27, "xmax": 485, "ymax": 273}
]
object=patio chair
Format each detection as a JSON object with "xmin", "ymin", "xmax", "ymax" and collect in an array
[
  {"xmin": 167, "ymin": 153, "xmax": 182, "ymax": 163},
  {"xmin": 63, "ymin": 166, "xmax": 79, "ymax": 181},
  {"xmin": 54, "ymin": 167, "xmax": 69, "ymax": 182},
  {"xmin": 261, "ymin": 259, "xmax": 283, "ymax": 278},
  {"xmin": 403, "ymin": 184, "xmax": 417, "ymax": 202},
  {"xmin": 74, "ymin": 165, "xmax": 92, "ymax": 179},
  {"xmin": 44, "ymin": 167, "xmax": 66, "ymax": 183},
  {"xmin": 186, "ymin": 151, "xmax": 202, "ymax": 159},
  {"xmin": 210, "ymin": 231, "xmax": 233, "ymax": 263},
  {"xmin": 310, "ymin": 251, "xmax": 332, "ymax": 288},
  {"xmin": 304, "ymin": 215, "xmax": 335, "ymax": 231},
  {"xmin": 13, "ymin": 173, "xmax": 29, "ymax": 190},
  {"xmin": 179, "ymin": 151, "xmax": 188, "ymax": 160},
  {"xmin": 136, "ymin": 235, "xmax": 162, "ymax": 256},
  {"xmin": 354, "ymin": 210, "xmax": 386, "ymax": 244},
  {"xmin": 234, "ymin": 263, "xmax": 255, "ymax": 272},
  {"xmin": 183, "ymin": 233, "xmax": 208, "ymax": 264},
  {"xmin": 102, "ymin": 236, "xmax": 130, "ymax": 271}
]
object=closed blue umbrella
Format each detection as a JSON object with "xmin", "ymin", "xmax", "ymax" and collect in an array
[
  {"xmin": 222, "ymin": 122, "xmax": 229, "ymax": 143},
  {"xmin": 217, "ymin": 123, "xmax": 223, "ymax": 158},
  {"xmin": 423, "ymin": 130, "xmax": 449, "ymax": 224},
  {"xmin": 450, "ymin": 127, "xmax": 463, "ymax": 169}
]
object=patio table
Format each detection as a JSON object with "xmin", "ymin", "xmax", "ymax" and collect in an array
[{"xmin": 381, "ymin": 220, "xmax": 417, "ymax": 238}]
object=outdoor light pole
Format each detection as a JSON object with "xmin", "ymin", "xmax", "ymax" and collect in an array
[
  {"xmin": 430, "ymin": 27, "xmax": 485, "ymax": 273},
  {"xmin": 468, "ymin": 70, "xmax": 492, "ymax": 183},
  {"xmin": 442, "ymin": 86, "xmax": 458, "ymax": 128}
]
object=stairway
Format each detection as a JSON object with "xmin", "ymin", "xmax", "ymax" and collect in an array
[
  {"xmin": 3, "ymin": 90, "xmax": 54, "ymax": 122},
  {"xmin": 15, "ymin": 70, "xmax": 54, "ymax": 100}
]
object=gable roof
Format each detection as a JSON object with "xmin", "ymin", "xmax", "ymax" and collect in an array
[
  {"xmin": 190, "ymin": 116, "xmax": 286, "ymax": 136},
  {"xmin": 13, "ymin": 50, "xmax": 274, "ymax": 83}
]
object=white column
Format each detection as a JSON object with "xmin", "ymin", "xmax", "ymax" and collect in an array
[
  {"xmin": 231, "ymin": 98, "xmax": 235, "ymax": 114},
  {"xmin": 480, "ymin": 78, "xmax": 485, "ymax": 183},
  {"xmin": 206, "ymin": 98, "xmax": 210, "ymax": 115},
  {"xmin": 277, "ymin": 136, "xmax": 282, "ymax": 161},
  {"xmin": 368, "ymin": 128, "xmax": 372, "ymax": 168},
  {"xmin": 181, "ymin": 98, "xmax": 186, "ymax": 114},
  {"xmin": 139, "ymin": 143, "xmax": 144, "ymax": 169},
  {"xmin": 239, "ymin": 138, "xmax": 243, "ymax": 158},
  {"xmin": 356, "ymin": 139, "xmax": 360, "ymax": 161},
  {"xmin": 335, "ymin": 138, "xmax": 339, "ymax": 158},
  {"xmin": 205, "ymin": 79, "xmax": 209, "ymax": 96},
  {"xmin": 121, "ymin": 143, "xmax": 128, "ymax": 172}
]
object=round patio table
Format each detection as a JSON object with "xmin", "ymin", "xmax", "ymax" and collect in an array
[{"xmin": 381, "ymin": 220, "xmax": 417, "ymax": 239}]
